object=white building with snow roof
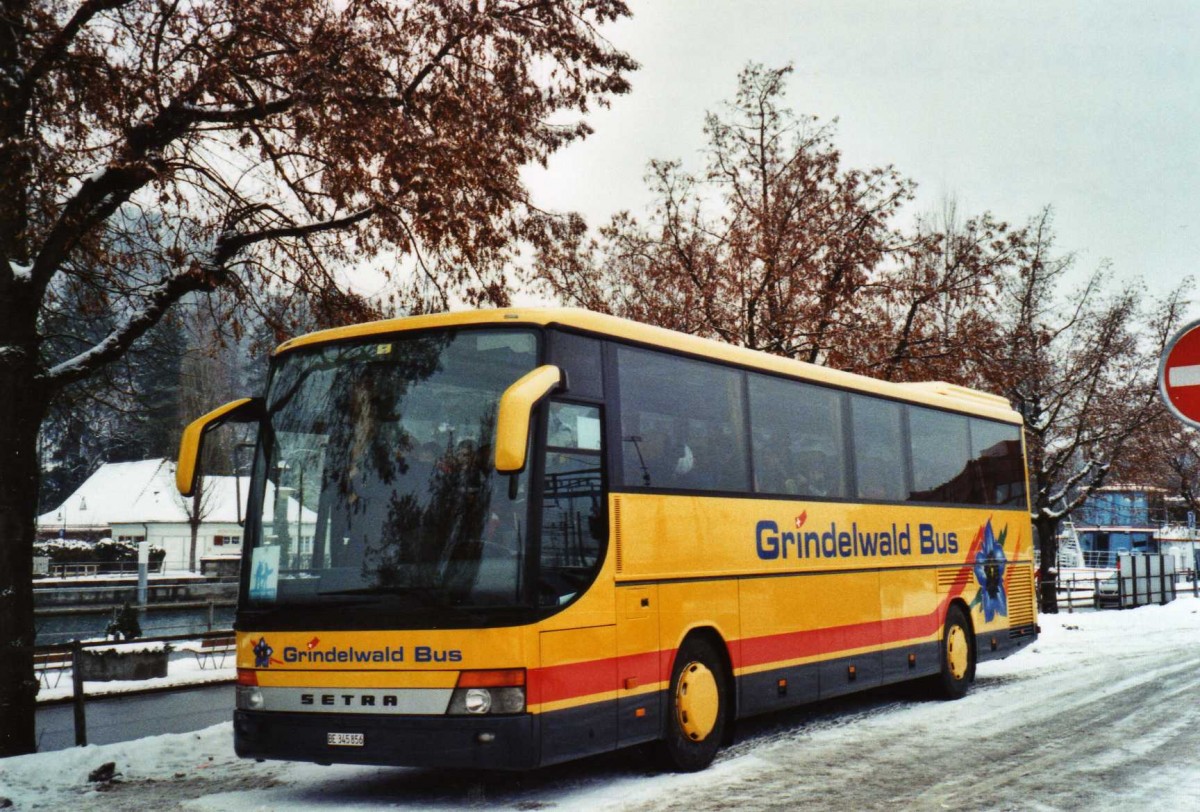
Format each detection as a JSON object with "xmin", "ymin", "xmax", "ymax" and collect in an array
[{"xmin": 38, "ymin": 458, "xmax": 314, "ymax": 573}]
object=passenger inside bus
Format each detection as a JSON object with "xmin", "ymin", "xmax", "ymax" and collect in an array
[
  {"xmin": 794, "ymin": 450, "xmax": 834, "ymax": 497},
  {"xmin": 754, "ymin": 440, "xmax": 793, "ymax": 494},
  {"xmin": 633, "ymin": 430, "xmax": 694, "ymax": 488}
]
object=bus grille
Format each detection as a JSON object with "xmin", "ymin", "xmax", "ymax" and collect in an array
[
  {"xmin": 613, "ymin": 496, "xmax": 623, "ymax": 573},
  {"xmin": 936, "ymin": 566, "xmax": 970, "ymax": 592},
  {"xmin": 1007, "ymin": 563, "xmax": 1035, "ymax": 628}
]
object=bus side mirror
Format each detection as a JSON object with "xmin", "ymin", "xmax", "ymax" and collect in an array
[
  {"xmin": 177, "ymin": 397, "xmax": 265, "ymax": 497},
  {"xmin": 495, "ymin": 365, "xmax": 563, "ymax": 474}
]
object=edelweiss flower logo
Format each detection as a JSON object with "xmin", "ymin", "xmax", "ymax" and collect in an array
[
  {"xmin": 971, "ymin": 520, "xmax": 1008, "ymax": 622},
  {"xmin": 253, "ymin": 636, "xmax": 274, "ymax": 668}
]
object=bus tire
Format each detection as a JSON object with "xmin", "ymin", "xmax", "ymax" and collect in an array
[
  {"xmin": 934, "ymin": 604, "xmax": 974, "ymax": 699},
  {"xmin": 656, "ymin": 636, "xmax": 729, "ymax": 772}
]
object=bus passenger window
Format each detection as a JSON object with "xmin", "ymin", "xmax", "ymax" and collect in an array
[
  {"xmin": 748, "ymin": 374, "xmax": 846, "ymax": 498},
  {"xmin": 968, "ymin": 419, "xmax": 1026, "ymax": 506},
  {"xmin": 908, "ymin": 407, "xmax": 970, "ymax": 503},
  {"xmin": 616, "ymin": 346, "xmax": 749, "ymax": 492},
  {"xmin": 849, "ymin": 395, "xmax": 906, "ymax": 502}
]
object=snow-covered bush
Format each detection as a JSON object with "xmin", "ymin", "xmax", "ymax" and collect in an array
[
  {"xmin": 33, "ymin": 539, "xmax": 96, "ymax": 562},
  {"xmin": 33, "ymin": 538, "xmax": 166, "ymax": 569},
  {"xmin": 94, "ymin": 538, "xmax": 138, "ymax": 563}
]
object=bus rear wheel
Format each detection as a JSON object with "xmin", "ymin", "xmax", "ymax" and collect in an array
[
  {"xmin": 657, "ymin": 636, "xmax": 729, "ymax": 772},
  {"xmin": 933, "ymin": 604, "xmax": 974, "ymax": 699}
]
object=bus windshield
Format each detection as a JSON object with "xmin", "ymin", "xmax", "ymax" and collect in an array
[{"xmin": 244, "ymin": 328, "xmax": 539, "ymax": 617}]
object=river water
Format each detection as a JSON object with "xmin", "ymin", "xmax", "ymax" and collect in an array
[{"xmin": 35, "ymin": 604, "xmax": 237, "ymax": 646}]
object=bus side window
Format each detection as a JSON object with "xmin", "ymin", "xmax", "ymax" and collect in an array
[
  {"xmin": 748, "ymin": 373, "xmax": 847, "ymax": 498},
  {"xmin": 908, "ymin": 406, "xmax": 970, "ymax": 503},
  {"xmin": 968, "ymin": 419, "xmax": 1026, "ymax": 506},
  {"xmin": 549, "ymin": 331, "xmax": 604, "ymax": 401},
  {"xmin": 849, "ymin": 395, "xmax": 906, "ymax": 502},
  {"xmin": 616, "ymin": 346, "xmax": 749, "ymax": 492}
]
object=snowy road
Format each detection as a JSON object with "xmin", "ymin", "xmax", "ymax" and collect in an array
[{"xmin": 3, "ymin": 598, "xmax": 1200, "ymax": 811}]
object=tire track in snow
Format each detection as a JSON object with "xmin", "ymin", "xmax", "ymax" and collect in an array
[{"xmin": 624, "ymin": 644, "xmax": 1200, "ymax": 811}]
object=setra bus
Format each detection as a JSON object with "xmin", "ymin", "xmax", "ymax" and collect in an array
[{"xmin": 176, "ymin": 307, "xmax": 1037, "ymax": 772}]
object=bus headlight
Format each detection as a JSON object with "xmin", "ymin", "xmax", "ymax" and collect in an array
[
  {"xmin": 447, "ymin": 669, "xmax": 526, "ymax": 715},
  {"xmin": 237, "ymin": 685, "xmax": 265, "ymax": 710},
  {"xmin": 448, "ymin": 686, "xmax": 525, "ymax": 715},
  {"xmin": 465, "ymin": 688, "xmax": 492, "ymax": 714}
]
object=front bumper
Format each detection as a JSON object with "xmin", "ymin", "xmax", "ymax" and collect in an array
[{"xmin": 234, "ymin": 709, "xmax": 539, "ymax": 770}]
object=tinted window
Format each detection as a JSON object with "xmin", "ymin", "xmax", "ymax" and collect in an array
[
  {"xmin": 549, "ymin": 331, "xmax": 603, "ymax": 401},
  {"xmin": 617, "ymin": 347, "xmax": 749, "ymax": 492},
  {"xmin": 748, "ymin": 374, "xmax": 846, "ymax": 498},
  {"xmin": 969, "ymin": 419, "xmax": 1026, "ymax": 507},
  {"xmin": 850, "ymin": 396, "xmax": 906, "ymax": 501},
  {"xmin": 908, "ymin": 406, "xmax": 971, "ymax": 502}
]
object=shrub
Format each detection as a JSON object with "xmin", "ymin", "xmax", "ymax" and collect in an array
[
  {"xmin": 94, "ymin": 538, "xmax": 137, "ymax": 563},
  {"xmin": 33, "ymin": 538, "xmax": 166, "ymax": 571},
  {"xmin": 33, "ymin": 539, "xmax": 96, "ymax": 562}
]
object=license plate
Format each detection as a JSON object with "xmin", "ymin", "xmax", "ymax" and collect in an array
[{"xmin": 327, "ymin": 732, "xmax": 365, "ymax": 747}]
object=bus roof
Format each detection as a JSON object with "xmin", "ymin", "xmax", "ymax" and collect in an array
[{"xmin": 273, "ymin": 307, "xmax": 1021, "ymax": 424}]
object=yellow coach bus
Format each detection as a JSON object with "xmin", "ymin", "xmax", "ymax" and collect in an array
[{"xmin": 177, "ymin": 307, "xmax": 1036, "ymax": 772}]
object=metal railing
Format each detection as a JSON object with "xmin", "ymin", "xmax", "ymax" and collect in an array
[
  {"xmin": 39, "ymin": 560, "xmax": 167, "ymax": 578},
  {"xmin": 1041, "ymin": 568, "xmax": 1198, "ymax": 613}
]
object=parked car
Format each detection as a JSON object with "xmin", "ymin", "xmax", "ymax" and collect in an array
[{"xmin": 1096, "ymin": 570, "xmax": 1121, "ymax": 608}]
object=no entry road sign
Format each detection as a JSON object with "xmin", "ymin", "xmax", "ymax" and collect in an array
[{"xmin": 1160, "ymin": 319, "xmax": 1200, "ymax": 428}]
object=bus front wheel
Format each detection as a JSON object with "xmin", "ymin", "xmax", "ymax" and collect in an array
[
  {"xmin": 657, "ymin": 636, "xmax": 729, "ymax": 772},
  {"xmin": 934, "ymin": 604, "xmax": 974, "ymax": 699}
]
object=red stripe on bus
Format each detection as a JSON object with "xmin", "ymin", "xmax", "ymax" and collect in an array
[
  {"xmin": 529, "ymin": 649, "xmax": 667, "ymax": 706},
  {"xmin": 532, "ymin": 528, "xmax": 988, "ymax": 706}
]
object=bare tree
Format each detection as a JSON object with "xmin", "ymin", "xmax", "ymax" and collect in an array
[
  {"xmin": 1147, "ymin": 419, "xmax": 1200, "ymax": 518},
  {"xmin": 177, "ymin": 328, "xmax": 239, "ymax": 572},
  {"xmin": 979, "ymin": 210, "xmax": 1191, "ymax": 612},
  {"xmin": 0, "ymin": 0, "xmax": 634, "ymax": 756},
  {"xmin": 536, "ymin": 63, "xmax": 914, "ymax": 368},
  {"xmin": 867, "ymin": 201, "xmax": 1024, "ymax": 383}
]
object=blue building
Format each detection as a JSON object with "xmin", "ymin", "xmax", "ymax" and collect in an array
[{"xmin": 1070, "ymin": 486, "xmax": 1164, "ymax": 567}]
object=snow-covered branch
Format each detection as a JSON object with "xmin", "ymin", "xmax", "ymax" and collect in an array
[
  {"xmin": 1042, "ymin": 459, "xmax": 1111, "ymax": 520},
  {"xmin": 6, "ymin": 260, "xmax": 32, "ymax": 283},
  {"xmin": 41, "ymin": 271, "xmax": 209, "ymax": 389},
  {"xmin": 28, "ymin": 161, "xmax": 161, "ymax": 294}
]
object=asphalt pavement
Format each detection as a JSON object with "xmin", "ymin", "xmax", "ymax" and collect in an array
[{"xmin": 36, "ymin": 683, "xmax": 234, "ymax": 753}]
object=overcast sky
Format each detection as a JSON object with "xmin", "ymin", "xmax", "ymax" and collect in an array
[{"xmin": 522, "ymin": 0, "xmax": 1199, "ymax": 308}]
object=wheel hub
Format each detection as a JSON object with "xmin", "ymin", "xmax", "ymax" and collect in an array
[
  {"xmin": 947, "ymin": 624, "xmax": 969, "ymax": 680},
  {"xmin": 676, "ymin": 661, "xmax": 719, "ymax": 741}
]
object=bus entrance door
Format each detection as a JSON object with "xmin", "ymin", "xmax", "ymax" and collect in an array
[{"xmin": 537, "ymin": 625, "xmax": 616, "ymax": 766}]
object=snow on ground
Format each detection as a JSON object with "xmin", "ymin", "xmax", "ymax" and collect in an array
[{"xmin": 5, "ymin": 596, "xmax": 1200, "ymax": 811}]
